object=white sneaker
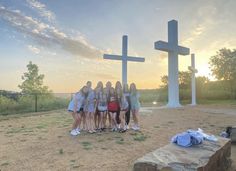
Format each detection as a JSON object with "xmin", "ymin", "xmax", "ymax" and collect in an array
[
  {"xmin": 76, "ymin": 128, "xmax": 81, "ymax": 134},
  {"xmin": 135, "ymin": 125, "xmax": 140, "ymax": 131},
  {"xmin": 124, "ymin": 124, "xmax": 127, "ymax": 130},
  {"xmin": 126, "ymin": 125, "xmax": 129, "ymax": 130},
  {"xmin": 70, "ymin": 129, "xmax": 78, "ymax": 136},
  {"xmin": 132, "ymin": 125, "xmax": 140, "ymax": 131}
]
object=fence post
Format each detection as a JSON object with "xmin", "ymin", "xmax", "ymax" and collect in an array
[{"xmin": 35, "ymin": 94, "xmax": 38, "ymax": 112}]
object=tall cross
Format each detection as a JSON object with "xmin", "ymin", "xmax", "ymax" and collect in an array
[
  {"xmin": 188, "ymin": 53, "xmax": 198, "ymax": 105},
  {"xmin": 103, "ymin": 35, "xmax": 145, "ymax": 85},
  {"xmin": 154, "ymin": 20, "xmax": 190, "ymax": 108}
]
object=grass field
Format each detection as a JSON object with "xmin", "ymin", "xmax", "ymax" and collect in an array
[{"xmin": 1, "ymin": 88, "xmax": 235, "ymax": 116}]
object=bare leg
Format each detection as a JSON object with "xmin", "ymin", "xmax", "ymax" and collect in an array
[
  {"xmin": 98, "ymin": 112, "xmax": 101, "ymax": 129},
  {"xmin": 103, "ymin": 112, "xmax": 107, "ymax": 128},
  {"xmin": 108, "ymin": 111, "xmax": 112, "ymax": 128},
  {"xmin": 76, "ymin": 112, "xmax": 82, "ymax": 129},
  {"xmin": 91, "ymin": 112, "xmax": 95, "ymax": 131},
  {"xmin": 131, "ymin": 109, "xmax": 140, "ymax": 130},
  {"xmin": 80, "ymin": 112, "xmax": 83, "ymax": 130},
  {"xmin": 90, "ymin": 112, "xmax": 93, "ymax": 131},
  {"xmin": 119, "ymin": 111, "xmax": 126, "ymax": 130},
  {"xmin": 132, "ymin": 110, "xmax": 137, "ymax": 125},
  {"xmin": 102, "ymin": 112, "xmax": 105, "ymax": 129},
  {"xmin": 94, "ymin": 111, "xmax": 98, "ymax": 129},
  {"xmin": 134, "ymin": 110, "xmax": 139, "ymax": 126},
  {"xmin": 86, "ymin": 112, "xmax": 90, "ymax": 132},
  {"xmin": 112, "ymin": 112, "xmax": 117, "ymax": 129},
  {"xmin": 71, "ymin": 112, "xmax": 78, "ymax": 130},
  {"xmin": 109, "ymin": 112, "xmax": 113, "ymax": 129},
  {"xmin": 99, "ymin": 112, "xmax": 104, "ymax": 130},
  {"xmin": 82, "ymin": 112, "xmax": 87, "ymax": 130}
]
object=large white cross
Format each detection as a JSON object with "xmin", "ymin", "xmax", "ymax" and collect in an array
[
  {"xmin": 154, "ymin": 20, "xmax": 190, "ymax": 108},
  {"xmin": 188, "ymin": 53, "xmax": 198, "ymax": 105},
  {"xmin": 103, "ymin": 35, "xmax": 145, "ymax": 85}
]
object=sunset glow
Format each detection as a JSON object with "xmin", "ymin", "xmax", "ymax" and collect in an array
[{"xmin": 0, "ymin": 0, "xmax": 235, "ymax": 92}]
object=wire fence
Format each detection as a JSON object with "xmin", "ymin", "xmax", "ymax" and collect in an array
[{"xmin": 0, "ymin": 92, "xmax": 73, "ymax": 115}]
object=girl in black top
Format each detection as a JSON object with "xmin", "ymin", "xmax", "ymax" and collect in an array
[{"xmin": 123, "ymin": 83, "xmax": 131, "ymax": 129}]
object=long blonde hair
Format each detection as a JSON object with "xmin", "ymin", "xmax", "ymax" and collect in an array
[
  {"xmin": 130, "ymin": 83, "xmax": 137, "ymax": 95},
  {"xmin": 79, "ymin": 86, "xmax": 89, "ymax": 97}
]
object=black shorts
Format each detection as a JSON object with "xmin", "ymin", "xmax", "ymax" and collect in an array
[
  {"xmin": 109, "ymin": 110, "xmax": 118, "ymax": 113},
  {"xmin": 68, "ymin": 107, "xmax": 83, "ymax": 113},
  {"xmin": 98, "ymin": 110, "xmax": 107, "ymax": 113}
]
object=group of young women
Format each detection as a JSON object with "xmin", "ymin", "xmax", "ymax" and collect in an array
[{"xmin": 68, "ymin": 81, "xmax": 141, "ymax": 136}]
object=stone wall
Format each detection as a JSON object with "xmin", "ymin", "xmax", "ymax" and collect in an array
[{"xmin": 231, "ymin": 127, "xmax": 236, "ymax": 142}]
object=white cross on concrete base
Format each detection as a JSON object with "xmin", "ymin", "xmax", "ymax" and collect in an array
[
  {"xmin": 188, "ymin": 53, "xmax": 198, "ymax": 106},
  {"xmin": 103, "ymin": 35, "xmax": 145, "ymax": 85},
  {"xmin": 154, "ymin": 20, "xmax": 190, "ymax": 108}
]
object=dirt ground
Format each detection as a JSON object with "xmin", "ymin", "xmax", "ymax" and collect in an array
[{"xmin": 0, "ymin": 104, "xmax": 236, "ymax": 171}]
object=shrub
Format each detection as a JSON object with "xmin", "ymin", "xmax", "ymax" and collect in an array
[{"xmin": 0, "ymin": 93, "xmax": 70, "ymax": 115}]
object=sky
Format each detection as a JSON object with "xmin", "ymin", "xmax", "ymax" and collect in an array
[{"xmin": 0, "ymin": 0, "xmax": 236, "ymax": 93}]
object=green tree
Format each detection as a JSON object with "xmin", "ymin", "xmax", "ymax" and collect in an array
[
  {"xmin": 209, "ymin": 48, "xmax": 236, "ymax": 99},
  {"xmin": 179, "ymin": 71, "xmax": 191, "ymax": 89},
  {"xmin": 196, "ymin": 76, "xmax": 209, "ymax": 99},
  {"xmin": 18, "ymin": 61, "xmax": 51, "ymax": 94},
  {"xmin": 160, "ymin": 75, "xmax": 168, "ymax": 89},
  {"xmin": 160, "ymin": 71, "xmax": 191, "ymax": 89}
]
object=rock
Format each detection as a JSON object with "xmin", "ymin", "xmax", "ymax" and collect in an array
[
  {"xmin": 133, "ymin": 137, "xmax": 231, "ymax": 171},
  {"xmin": 231, "ymin": 127, "xmax": 236, "ymax": 142}
]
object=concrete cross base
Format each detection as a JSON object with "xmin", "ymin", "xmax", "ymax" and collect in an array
[
  {"xmin": 187, "ymin": 103, "xmax": 197, "ymax": 107},
  {"xmin": 167, "ymin": 103, "xmax": 182, "ymax": 108},
  {"xmin": 133, "ymin": 137, "xmax": 231, "ymax": 171}
]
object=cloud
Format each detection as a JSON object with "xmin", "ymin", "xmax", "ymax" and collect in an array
[
  {"xmin": 94, "ymin": 73, "xmax": 118, "ymax": 80},
  {"xmin": 192, "ymin": 25, "xmax": 205, "ymax": 36},
  {"xmin": 26, "ymin": 0, "xmax": 55, "ymax": 22},
  {"xmin": 182, "ymin": 24, "xmax": 205, "ymax": 45},
  {"xmin": 180, "ymin": 2, "xmax": 220, "ymax": 47},
  {"xmin": 27, "ymin": 45, "xmax": 40, "ymax": 54},
  {"xmin": 0, "ymin": 5, "xmax": 102, "ymax": 59}
]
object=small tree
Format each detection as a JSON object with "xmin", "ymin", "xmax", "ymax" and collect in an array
[
  {"xmin": 209, "ymin": 48, "xmax": 236, "ymax": 99},
  {"xmin": 18, "ymin": 61, "xmax": 51, "ymax": 94}
]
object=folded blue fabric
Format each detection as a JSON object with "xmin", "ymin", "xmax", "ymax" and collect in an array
[
  {"xmin": 187, "ymin": 130, "xmax": 204, "ymax": 144},
  {"xmin": 171, "ymin": 132, "xmax": 192, "ymax": 147},
  {"xmin": 171, "ymin": 131, "xmax": 203, "ymax": 147},
  {"xmin": 171, "ymin": 128, "xmax": 217, "ymax": 147}
]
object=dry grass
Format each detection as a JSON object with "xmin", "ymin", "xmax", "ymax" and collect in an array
[{"xmin": 0, "ymin": 105, "xmax": 236, "ymax": 171}]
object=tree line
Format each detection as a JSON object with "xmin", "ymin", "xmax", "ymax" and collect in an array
[{"xmin": 158, "ymin": 48, "xmax": 236, "ymax": 101}]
